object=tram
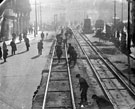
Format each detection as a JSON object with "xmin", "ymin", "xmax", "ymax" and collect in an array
[
  {"xmin": 82, "ymin": 18, "xmax": 94, "ymax": 34},
  {"xmin": 95, "ymin": 19, "xmax": 104, "ymax": 30}
]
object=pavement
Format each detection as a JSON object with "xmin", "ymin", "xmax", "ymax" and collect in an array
[
  {"xmin": 0, "ymin": 33, "xmax": 35, "ymax": 46},
  {"xmin": 0, "ymin": 31, "xmax": 55, "ymax": 109}
]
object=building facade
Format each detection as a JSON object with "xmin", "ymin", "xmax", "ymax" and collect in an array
[{"xmin": 0, "ymin": 0, "xmax": 31, "ymax": 41}]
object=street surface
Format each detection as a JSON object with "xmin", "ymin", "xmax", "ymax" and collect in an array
[{"xmin": 0, "ymin": 32, "xmax": 53, "ymax": 109}]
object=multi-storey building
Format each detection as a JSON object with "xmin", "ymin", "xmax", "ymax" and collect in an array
[{"xmin": 0, "ymin": 0, "xmax": 31, "ymax": 41}]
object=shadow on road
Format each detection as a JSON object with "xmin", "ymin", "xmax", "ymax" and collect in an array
[
  {"xmin": 17, "ymin": 51, "xmax": 27, "ymax": 55},
  {"xmin": 8, "ymin": 55, "xmax": 14, "ymax": 58},
  {"xmin": 0, "ymin": 61, "xmax": 6, "ymax": 64},
  {"xmin": 31, "ymin": 55, "xmax": 40, "ymax": 59}
]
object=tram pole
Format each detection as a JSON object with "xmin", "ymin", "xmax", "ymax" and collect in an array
[
  {"xmin": 113, "ymin": 0, "xmax": 117, "ymax": 38},
  {"xmin": 121, "ymin": 0, "xmax": 124, "ymax": 22},
  {"xmin": 127, "ymin": 0, "xmax": 131, "ymax": 88},
  {"xmin": 40, "ymin": 3, "xmax": 42, "ymax": 31},
  {"xmin": 35, "ymin": 0, "xmax": 38, "ymax": 35},
  {"xmin": 54, "ymin": 14, "xmax": 57, "ymax": 32},
  {"xmin": 114, "ymin": 0, "xmax": 116, "ymax": 26}
]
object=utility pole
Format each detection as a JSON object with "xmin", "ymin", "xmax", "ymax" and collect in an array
[
  {"xmin": 121, "ymin": 0, "xmax": 124, "ymax": 22},
  {"xmin": 114, "ymin": 0, "xmax": 116, "ymax": 26},
  {"xmin": 38, "ymin": 3, "xmax": 40, "ymax": 30},
  {"xmin": 54, "ymin": 14, "xmax": 57, "ymax": 32},
  {"xmin": 40, "ymin": 3, "xmax": 42, "ymax": 31},
  {"xmin": 35, "ymin": 0, "xmax": 38, "ymax": 35},
  {"xmin": 127, "ymin": 0, "xmax": 131, "ymax": 88}
]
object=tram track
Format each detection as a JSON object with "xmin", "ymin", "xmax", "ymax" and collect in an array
[
  {"xmin": 72, "ymin": 29, "xmax": 135, "ymax": 109},
  {"xmin": 41, "ymin": 41, "xmax": 76, "ymax": 109},
  {"xmin": 81, "ymin": 32, "xmax": 135, "ymax": 92},
  {"xmin": 83, "ymin": 34, "xmax": 135, "ymax": 89}
]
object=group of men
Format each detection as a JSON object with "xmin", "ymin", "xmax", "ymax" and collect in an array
[
  {"xmin": 55, "ymin": 27, "xmax": 77, "ymax": 66},
  {"xmin": 54, "ymin": 27, "xmax": 113, "ymax": 108},
  {"xmin": 0, "ymin": 33, "xmax": 30, "ymax": 62}
]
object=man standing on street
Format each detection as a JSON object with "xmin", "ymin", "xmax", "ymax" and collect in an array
[
  {"xmin": 10, "ymin": 39, "xmax": 17, "ymax": 55},
  {"xmin": 37, "ymin": 40, "xmax": 43, "ymax": 55},
  {"xmin": 41, "ymin": 32, "xmax": 44, "ymax": 41},
  {"xmin": 2, "ymin": 41, "xmax": 8, "ymax": 62},
  {"xmin": 0, "ymin": 46, "xmax": 2, "ymax": 59},
  {"xmin": 76, "ymin": 74, "xmax": 89, "ymax": 105},
  {"xmin": 24, "ymin": 37, "xmax": 30, "ymax": 51}
]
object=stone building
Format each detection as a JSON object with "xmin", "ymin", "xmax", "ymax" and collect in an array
[{"xmin": 0, "ymin": 0, "xmax": 31, "ymax": 41}]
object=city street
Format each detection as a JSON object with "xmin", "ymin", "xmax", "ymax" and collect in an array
[
  {"xmin": 0, "ymin": 0, "xmax": 135, "ymax": 109},
  {"xmin": 0, "ymin": 32, "xmax": 53, "ymax": 109}
]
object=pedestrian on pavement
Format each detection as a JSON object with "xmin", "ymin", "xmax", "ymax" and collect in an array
[
  {"xmin": 24, "ymin": 37, "xmax": 30, "ymax": 51},
  {"xmin": 34, "ymin": 30, "xmax": 36, "ymax": 37},
  {"xmin": 46, "ymin": 33, "xmax": 48, "ymax": 39},
  {"xmin": 76, "ymin": 74, "xmax": 89, "ymax": 105},
  {"xmin": 10, "ymin": 39, "xmax": 17, "ymax": 55},
  {"xmin": 12, "ymin": 33, "xmax": 16, "ymax": 40},
  {"xmin": 19, "ymin": 33, "xmax": 22, "ymax": 43},
  {"xmin": 3, "ymin": 49, "xmax": 8, "ymax": 62},
  {"xmin": 121, "ymin": 30, "xmax": 127, "ymax": 53},
  {"xmin": 2, "ymin": 41, "xmax": 7, "ymax": 51},
  {"xmin": 92, "ymin": 94, "xmax": 114, "ymax": 109},
  {"xmin": 0, "ymin": 46, "xmax": 2, "ymax": 59},
  {"xmin": 117, "ymin": 31, "xmax": 120, "ymax": 40},
  {"xmin": 23, "ymin": 32, "xmax": 27, "ymax": 39},
  {"xmin": 41, "ymin": 32, "xmax": 44, "ymax": 41},
  {"xmin": 2, "ymin": 41, "xmax": 8, "ymax": 62},
  {"xmin": 37, "ymin": 40, "xmax": 43, "ymax": 55}
]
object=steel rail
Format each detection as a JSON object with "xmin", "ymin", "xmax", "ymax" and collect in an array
[
  {"xmin": 80, "ymin": 32, "xmax": 135, "ymax": 97},
  {"xmin": 72, "ymin": 31, "xmax": 118, "ymax": 109},
  {"xmin": 42, "ymin": 40, "xmax": 76, "ymax": 109},
  {"xmin": 73, "ymin": 30, "xmax": 135, "ymax": 108},
  {"xmin": 65, "ymin": 45, "xmax": 76, "ymax": 109},
  {"xmin": 42, "ymin": 41, "xmax": 56, "ymax": 109},
  {"xmin": 83, "ymin": 34, "xmax": 135, "ymax": 88}
]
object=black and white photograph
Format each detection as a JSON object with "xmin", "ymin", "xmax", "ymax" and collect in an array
[{"xmin": 0, "ymin": 0, "xmax": 135, "ymax": 109}]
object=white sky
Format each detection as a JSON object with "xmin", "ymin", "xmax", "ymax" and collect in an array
[
  {"xmin": 30, "ymin": 0, "xmax": 124, "ymax": 5},
  {"xmin": 30, "ymin": 0, "xmax": 61, "ymax": 5}
]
